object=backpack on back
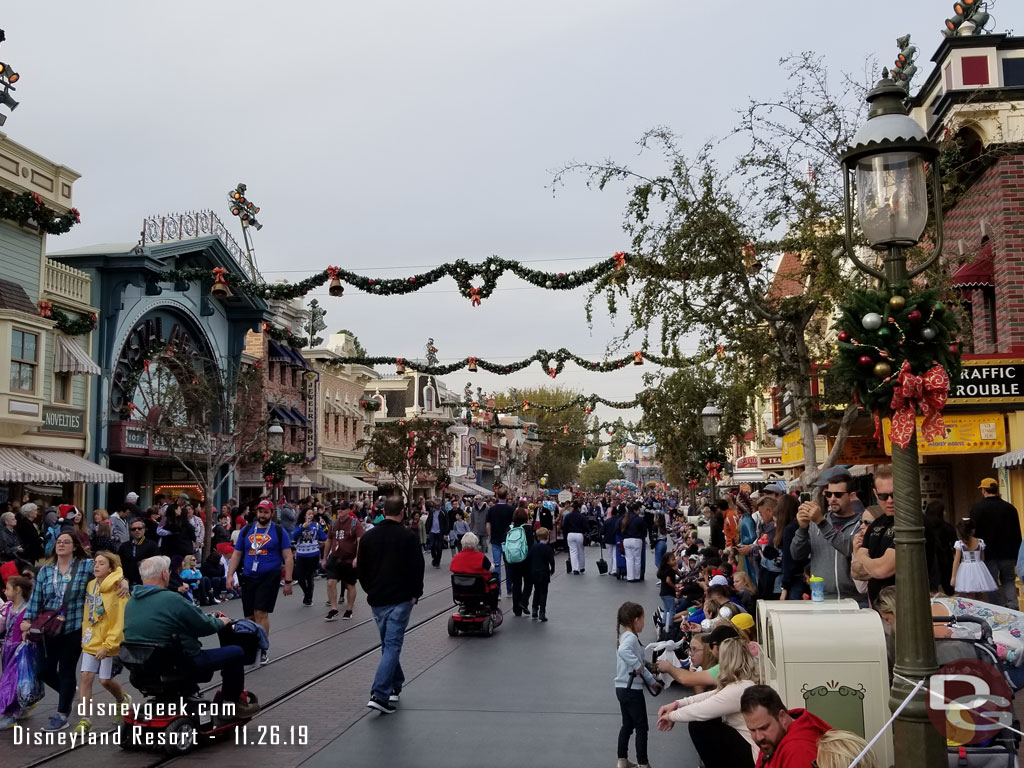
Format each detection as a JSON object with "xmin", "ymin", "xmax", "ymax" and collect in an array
[{"xmin": 503, "ymin": 525, "xmax": 528, "ymax": 564}]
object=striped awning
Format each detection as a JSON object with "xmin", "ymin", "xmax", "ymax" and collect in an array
[
  {"xmin": 23, "ymin": 449, "xmax": 123, "ymax": 483},
  {"xmin": 53, "ymin": 335, "xmax": 101, "ymax": 375},
  {"xmin": 319, "ymin": 472, "xmax": 376, "ymax": 491},
  {"xmin": 0, "ymin": 447, "xmax": 72, "ymax": 483},
  {"xmin": 993, "ymin": 448, "xmax": 1024, "ymax": 470}
]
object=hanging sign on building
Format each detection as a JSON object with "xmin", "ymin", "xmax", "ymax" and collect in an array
[
  {"xmin": 304, "ymin": 372, "xmax": 318, "ymax": 462},
  {"xmin": 947, "ymin": 357, "xmax": 1024, "ymax": 406},
  {"xmin": 882, "ymin": 412, "xmax": 1006, "ymax": 455}
]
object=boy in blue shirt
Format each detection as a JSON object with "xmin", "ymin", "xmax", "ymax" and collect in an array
[{"xmin": 226, "ymin": 499, "xmax": 294, "ymax": 664}]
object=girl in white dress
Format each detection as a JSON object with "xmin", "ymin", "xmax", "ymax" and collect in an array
[{"xmin": 951, "ymin": 519, "xmax": 998, "ymax": 597}]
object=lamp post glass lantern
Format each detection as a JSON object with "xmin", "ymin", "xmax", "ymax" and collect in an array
[
  {"xmin": 700, "ymin": 403, "xmax": 722, "ymax": 438},
  {"xmin": 841, "ymin": 71, "xmax": 944, "ymax": 768}
]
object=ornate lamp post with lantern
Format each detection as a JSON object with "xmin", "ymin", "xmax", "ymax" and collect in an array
[
  {"xmin": 700, "ymin": 403, "xmax": 722, "ymax": 502},
  {"xmin": 840, "ymin": 71, "xmax": 949, "ymax": 768}
]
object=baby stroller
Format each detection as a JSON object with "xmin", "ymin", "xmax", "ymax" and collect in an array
[
  {"xmin": 448, "ymin": 573, "xmax": 504, "ymax": 637},
  {"xmin": 933, "ymin": 615, "xmax": 1020, "ymax": 767}
]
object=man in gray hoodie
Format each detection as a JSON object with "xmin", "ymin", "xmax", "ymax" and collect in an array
[
  {"xmin": 468, "ymin": 495, "xmax": 489, "ymax": 554},
  {"xmin": 790, "ymin": 470, "xmax": 864, "ymax": 604}
]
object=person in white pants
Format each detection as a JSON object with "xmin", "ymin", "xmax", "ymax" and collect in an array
[
  {"xmin": 623, "ymin": 537, "xmax": 643, "ymax": 581},
  {"xmin": 567, "ymin": 531, "xmax": 586, "ymax": 573}
]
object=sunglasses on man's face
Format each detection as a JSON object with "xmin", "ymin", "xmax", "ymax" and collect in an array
[
  {"xmin": 131, "ymin": 526, "xmax": 144, "ymax": 531},
  {"xmin": 876, "ymin": 492, "xmax": 893, "ymax": 501},
  {"xmin": 823, "ymin": 491, "xmax": 848, "ymax": 499}
]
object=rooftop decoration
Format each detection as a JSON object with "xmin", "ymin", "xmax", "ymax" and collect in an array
[{"xmin": 943, "ymin": 0, "xmax": 992, "ymax": 37}]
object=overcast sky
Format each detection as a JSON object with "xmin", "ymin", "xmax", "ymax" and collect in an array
[{"xmin": 6, "ymin": 1, "xmax": 1018, "ymax": 425}]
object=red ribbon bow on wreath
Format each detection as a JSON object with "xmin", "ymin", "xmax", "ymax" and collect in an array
[
  {"xmin": 37, "ymin": 301, "xmax": 52, "ymax": 318},
  {"xmin": 687, "ymin": 478, "xmax": 700, "ymax": 490},
  {"xmin": 469, "ymin": 286, "xmax": 482, "ymax": 306},
  {"xmin": 613, "ymin": 251, "xmax": 627, "ymax": 270},
  {"xmin": 888, "ymin": 361, "xmax": 950, "ymax": 450},
  {"xmin": 705, "ymin": 461, "xmax": 721, "ymax": 482}
]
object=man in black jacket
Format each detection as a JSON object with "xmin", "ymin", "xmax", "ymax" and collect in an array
[
  {"xmin": 425, "ymin": 500, "xmax": 450, "ymax": 569},
  {"xmin": 118, "ymin": 519, "xmax": 160, "ymax": 585},
  {"xmin": 971, "ymin": 477, "xmax": 1022, "ymax": 608},
  {"xmin": 357, "ymin": 497, "xmax": 425, "ymax": 715}
]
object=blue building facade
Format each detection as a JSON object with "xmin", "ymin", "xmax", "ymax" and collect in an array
[{"xmin": 49, "ymin": 232, "xmax": 271, "ymax": 511}]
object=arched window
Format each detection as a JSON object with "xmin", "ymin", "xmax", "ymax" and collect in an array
[
  {"xmin": 423, "ymin": 377, "xmax": 437, "ymax": 412},
  {"xmin": 372, "ymin": 392, "xmax": 386, "ymax": 416}
]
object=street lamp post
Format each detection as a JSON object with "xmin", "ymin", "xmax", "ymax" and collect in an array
[
  {"xmin": 840, "ymin": 72, "xmax": 945, "ymax": 768},
  {"xmin": 701, "ymin": 403, "xmax": 722, "ymax": 502}
]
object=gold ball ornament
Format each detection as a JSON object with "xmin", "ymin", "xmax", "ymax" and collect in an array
[
  {"xmin": 888, "ymin": 295, "xmax": 906, "ymax": 311},
  {"xmin": 873, "ymin": 361, "xmax": 892, "ymax": 378}
]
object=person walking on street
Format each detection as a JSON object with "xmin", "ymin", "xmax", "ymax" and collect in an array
[
  {"xmin": 324, "ymin": 504, "xmax": 364, "ymax": 621},
  {"xmin": 485, "ymin": 488, "xmax": 515, "ymax": 597},
  {"xmin": 293, "ymin": 508, "xmax": 327, "ymax": 606},
  {"xmin": 357, "ymin": 497, "xmax": 424, "ymax": 715},
  {"xmin": 468, "ymin": 495, "xmax": 489, "ymax": 557},
  {"xmin": 528, "ymin": 527, "xmax": 555, "ymax": 621},
  {"xmin": 505, "ymin": 505, "xmax": 535, "ymax": 616},
  {"xmin": 971, "ymin": 477, "xmax": 1022, "ymax": 609},
  {"xmin": 562, "ymin": 501, "xmax": 589, "ymax": 575},
  {"xmin": 117, "ymin": 520, "xmax": 159, "ymax": 587},
  {"xmin": 427, "ymin": 501, "xmax": 449, "ymax": 569},
  {"xmin": 225, "ymin": 499, "xmax": 294, "ymax": 664}
]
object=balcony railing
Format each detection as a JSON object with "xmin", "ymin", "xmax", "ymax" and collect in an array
[
  {"xmin": 141, "ymin": 210, "xmax": 260, "ymax": 282},
  {"xmin": 43, "ymin": 259, "xmax": 92, "ymax": 309}
]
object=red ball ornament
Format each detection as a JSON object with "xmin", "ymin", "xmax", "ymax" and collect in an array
[
  {"xmin": 949, "ymin": 343, "xmax": 960, "ymax": 355},
  {"xmin": 409, "ymin": 277, "xmax": 415, "ymax": 283},
  {"xmin": 858, "ymin": 354, "xmax": 874, "ymax": 368},
  {"xmin": 838, "ymin": 330, "xmax": 850, "ymax": 343},
  {"xmin": 907, "ymin": 309, "xmax": 923, "ymax": 325}
]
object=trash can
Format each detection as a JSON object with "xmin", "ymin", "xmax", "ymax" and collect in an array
[{"xmin": 759, "ymin": 602, "xmax": 892, "ymax": 768}]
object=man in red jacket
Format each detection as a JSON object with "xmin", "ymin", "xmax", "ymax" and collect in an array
[{"xmin": 740, "ymin": 685, "xmax": 832, "ymax": 767}]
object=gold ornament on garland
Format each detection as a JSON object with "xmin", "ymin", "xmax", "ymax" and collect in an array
[
  {"xmin": 888, "ymin": 295, "xmax": 906, "ymax": 311},
  {"xmin": 873, "ymin": 361, "xmax": 892, "ymax": 378}
]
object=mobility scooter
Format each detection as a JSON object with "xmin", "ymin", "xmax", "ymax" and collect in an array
[
  {"xmin": 117, "ymin": 622, "xmax": 260, "ymax": 754},
  {"xmin": 447, "ymin": 573, "xmax": 504, "ymax": 637}
]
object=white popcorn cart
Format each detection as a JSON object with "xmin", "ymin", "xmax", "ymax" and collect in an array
[{"xmin": 758, "ymin": 601, "xmax": 893, "ymax": 768}]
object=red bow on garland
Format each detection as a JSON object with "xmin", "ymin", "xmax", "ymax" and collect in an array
[
  {"xmin": 468, "ymin": 356, "xmax": 477, "ymax": 372},
  {"xmin": 888, "ymin": 361, "xmax": 950, "ymax": 450},
  {"xmin": 613, "ymin": 251, "xmax": 627, "ymax": 270},
  {"xmin": 687, "ymin": 478, "xmax": 700, "ymax": 490},
  {"xmin": 705, "ymin": 461, "xmax": 721, "ymax": 482},
  {"xmin": 469, "ymin": 286, "xmax": 481, "ymax": 306},
  {"xmin": 211, "ymin": 267, "xmax": 229, "ymax": 289},
  {"xmin": 326, "ymin": 265, "xmax": 340, "ymax": 279},
  {"xmin": 37, "ymin": 301, "xmax": 52, "ymax": 318}
]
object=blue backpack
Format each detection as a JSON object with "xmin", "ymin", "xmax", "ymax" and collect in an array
[{"xmin": 502, "ymin": 525, "xmax": 529, "ymax": 564}]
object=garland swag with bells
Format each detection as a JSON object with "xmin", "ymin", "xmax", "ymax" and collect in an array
[
  {"xmin": 163, "ymin": 252, "xmax": 632, "ymax": 306},
  {"xmin": 833, "ymin": 286, "xmax": 960, "ymax": 449}
]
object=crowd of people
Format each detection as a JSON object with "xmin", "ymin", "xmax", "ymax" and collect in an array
[{"xmin": 1, "ymin": 472, "xmax": 1021, "ymax": 765}]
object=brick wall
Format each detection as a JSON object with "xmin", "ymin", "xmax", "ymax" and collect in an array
[{"xmin": 943, "ymin": 154, "xmax": 1024, "ymax": 353}]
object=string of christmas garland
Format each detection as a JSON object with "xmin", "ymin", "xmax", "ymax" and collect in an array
[
  {"xmin": 0, "ymin": 189, "xmax": 81, "ymax": 235},
  {"xmin": 534, "ymin": 436, "xmax": 656, "ymax": 448},
  {"xmin": 522, "ymin": 395, "xmax": 641, "ymax": 413},
  {"xmin": 38, "ymin": 304, "xmax": 98, "ymax": 335},
  {"xmin": 322, "ymin": 347, "xmax": 702, "ymax": 378},
  {"xmin": 245, "ymin": 450, "xmax": 310, "ymax": 485},
  {"xmin": 159, "ymin": 252, "xmax": 632, "ymax": 305},
  {"xmin": 262, "ymin": 322, "xmax": 307, "ymax": 349}
]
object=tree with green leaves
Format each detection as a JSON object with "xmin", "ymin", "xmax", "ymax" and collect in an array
[
  {"xmin": 358, "ymin": 419, "xmax": 450, "ymax": 507},
  {"xmin": 304, "ymin": 298, "xmax": 327, "ymax": 347},
  {"xmin": 553, "ymin": 53, "xmax": 883, "ymax": 487},
  {"xmin": 579, "ymin": 459, "xmax": 623, "ymax": 492},
  {"xmin": 494, "ymin": 386, "xmax": 591, "ymax": 489}
]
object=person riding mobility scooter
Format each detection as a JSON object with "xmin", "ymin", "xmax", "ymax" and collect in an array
[
  {"xmin": 120, "ymin": 555, "xmax": 260, "ymax": 754},
  {"xmin": 448, "ymin": 532, "xmax": 503, "ymax": 636}
]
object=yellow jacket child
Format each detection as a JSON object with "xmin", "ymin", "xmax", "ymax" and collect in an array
[{"xmin": 81, "ymin": 564, "xmax": 126, "ymax": 656}]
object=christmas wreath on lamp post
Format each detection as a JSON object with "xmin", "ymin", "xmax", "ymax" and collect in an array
[{"xmin": 833, "ymin": 287, "xmax": 961, "ymax": 447}]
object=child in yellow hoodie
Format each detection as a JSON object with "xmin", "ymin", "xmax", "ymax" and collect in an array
[{"xmin": 74, "ymin": 550, "xmax": 130, "ymax": 734}]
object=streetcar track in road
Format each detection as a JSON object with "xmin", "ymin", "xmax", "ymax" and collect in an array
[{"xmin": 16, "ymin": 588, "xmax": 457, "ymax": 768}]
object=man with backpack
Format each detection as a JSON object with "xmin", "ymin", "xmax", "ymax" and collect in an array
[
  {"xmin": 225, "ymin": 499, "xmax": 294, "ymax": 664},
  {"xmin": 485, "ymin": 488, "xmax": 515, "ymax": 597},
  {"xmin": 324, "ymin": 502, "xmax": 364, "ymax": 621}
]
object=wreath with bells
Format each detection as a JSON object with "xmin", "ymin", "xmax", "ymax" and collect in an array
[{"xmin": 833, "ymin": 286, "xmax": 961, "ymax": 426}]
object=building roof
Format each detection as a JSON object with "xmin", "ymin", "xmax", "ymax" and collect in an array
[
  {"xmin": 0, "ymin": 278, "xmax": 38, "ymax": 315},
  {"xmin": 766, "ymin": 252, "xmax": 805, "ymax": 302}
]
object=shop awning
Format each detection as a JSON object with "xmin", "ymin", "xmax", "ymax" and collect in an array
[
  {"xmin": 993, "ymin": 448, "xmax": 1024, "ymax": 470},
  {"xmin": 951, "ymin": 246, "xmax": 994, "ymax": 289},
  {"xmin": 53, "ymin": 335, "xmax": 101, "ymax": 375},
  {"xmin": 270, "ymin": 406, "xmax": 299, "ymax": 426},
  {"xmin": 448, "ymin": 481, "xmax": 481, "ymax": 496},
  {"xmin": 319, "ymin": 472, "xmax": 376, "ymax": 491},
  {"xmin": 453, "ymin": 479, "xmax": 493, "ymax": 497},
  {"xmin": 288, "ymin": 406, "xmax": 309, "ymax": 426},
  {"xmin": 268, "ymin": 341, "xmax": 292, "ymax": 363},
  {"xmin": 285, "ymin": 347, "xmax": 310, "ymax": 368},
  {"xmin": 0, "ymin": 448, "xmax": 71, "ymax": 483},
  {"xmin": 25, "ymin": 449, "xmax": 123, "ymax": 483}
]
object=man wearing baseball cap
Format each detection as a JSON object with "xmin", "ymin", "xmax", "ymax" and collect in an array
[
  {"xmin": 226, "ymin": 499, "xmax": 294, "ymax": 664},
  {"xmin": 970, "ymin": 477, "xmax": 1021, "ymax": 608}
]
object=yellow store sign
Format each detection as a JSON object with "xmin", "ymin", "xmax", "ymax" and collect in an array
[
  {"xmin": 882, "ymin": 412, "xmax": 1006, "ymax": 455},
  {"xmin": 781, "ymin": 428, "xmax": 804, "ymax": 464}
]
